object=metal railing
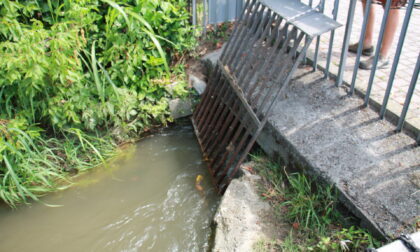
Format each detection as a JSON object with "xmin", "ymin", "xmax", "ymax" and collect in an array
[
  {"xmin": 191, "ymin": 0, "xmax": 420, "ymax": 144},
  {"xmin": 307, "ymin": 0, "xmax": 419, "ymax": 144}
]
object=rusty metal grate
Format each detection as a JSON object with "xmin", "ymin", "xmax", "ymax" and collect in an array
[{"xmin": 192, "ymin": 0, "xmax": 340, "ymax": 193}]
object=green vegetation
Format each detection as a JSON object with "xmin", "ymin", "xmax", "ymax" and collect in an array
[
  {"xmin": 0, "ymin": 0, "xmax": 196, "ymax": 207},
  {"xmin": 251, "ymin": 155, "xmax": 383, "ymax": 251}
]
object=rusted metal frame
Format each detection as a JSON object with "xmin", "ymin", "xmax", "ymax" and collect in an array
[
  {"xmin": 195, "ymin": 69, "xmax": 225, "ymax": 129},
  {"xmin": 221, "ymin": 40, "xmax": 314, "ymax": 192},
  {"xmin": 214, "ymin": 30, "xmax": 306, "ymax": 186},
  {"xmin": 246, "ymin": 26, "xmax": 297, "ymax": 103},
  {"xmin": 207, "ymin": 104, "xmax": 249, "ymax": 171},
  {"xmin": 200, "ymin": 73, "xmax": 258, "ymax": 153},
  {"xmin": 266, "ymin": 24, "xmax": 292, "ymax": 78},
  {"xmin": 193, "ymin": 68, "xmax": 223, "ymax": 126},
  {"xmin": 215, "ymin": 122, "xmax": 252, "ymax": 185},
  {"xmin": 200, "ymin": 80, "xmax": 239, "ymax": 151},
  {"xmin": 250, "ymin": 29, "xmax": 302, "ymax": 111},
  {"xmin": 205, "ymin": 101, "xmax": 245, "ymax": 165},
  {"xmin": 234, "ymin": 13, "xmax": 281, "ymax": 83},
  {"xmin": 197, "ymin": 77, "xmax": 231, "ymax": 135},
  {"xmin": 206, "ymin": 91, "xmax": 259, "ymax": 168},
  {"xmin": 220, "ymin": 0, "xmax": 256, "ymax": 63},
  {"xmin": 221, "ymin": 2, "xmax": 260, "ymax": 65},
  {"xmin": 240, "ymin": 21, "xmax": 288, "ymax": 94},
  {"xmin": 213, "ymin": 119, "xmax": 249, "ymax": 179},
  {"xmin": 232, "ymin": 10, "xmax": 278, "ymax": 77},
  {"xmin": 219, "ymin": 62, "xmax": 261, "ymax": 126},
  {"xmin": 198, "ymin": 12, "xmax": 271, "ymax": 146},
  {"xmin": 226, "ymin": 3, "xmax": 266, "ymax": 68},
  {"xmin": 196, "ymin": 83, "xmax": 229, "ymax": 137},
  {"xmin": 203, "ymin": 68, "xmax": 260, "ymax": 160},
  {"xmin": 235, "ymin": 15, "xmax": 283, "ymax": 91},
  {"xmin": 193, "ymin": 66, "xmax": 223, "ymax": 120},
  {"xmin": 224, "ymin": 2, "xmax": 264, "ymax": 67},
  {"xmin": 231, "ymin": 8, "xmax": 273, "ymax": 73},
  {"xmin": 199, "ymin": 75, "xmax": 248, "ymax": 149},
  {"xmin": 260, "ymin": 36, "xmax": 314, "ymax": 118}
]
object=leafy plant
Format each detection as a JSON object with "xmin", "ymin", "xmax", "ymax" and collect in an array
[{"xmin": 0, "ymin": 0, "xmax": 196, "ymax": 206}]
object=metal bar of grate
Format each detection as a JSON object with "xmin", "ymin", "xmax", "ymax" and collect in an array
[{"xmin": 192, "ymin": 0, "xmax": 340, "ymax": 193}]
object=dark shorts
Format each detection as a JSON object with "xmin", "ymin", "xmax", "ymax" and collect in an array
[{"xmin": 375, "ymin": 0, "xmax": 407, "ymax": 8}]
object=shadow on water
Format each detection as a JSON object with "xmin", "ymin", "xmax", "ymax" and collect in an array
[{"xmin": 0, "ymin": 125, "xmax": 220, "ymax": 252}]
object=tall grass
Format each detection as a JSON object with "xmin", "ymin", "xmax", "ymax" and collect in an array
[
  {"xmin": 251, "ymin": 154, "xmax": 382, "ymax": 251},
  {"xmin": 0, "ymin": 0, "xmax": 195, "ymax": 207}
]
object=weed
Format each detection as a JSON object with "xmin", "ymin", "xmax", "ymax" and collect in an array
[{"xmin": 251, "ymin": 154, "xmax": 383, "ymax": 251}]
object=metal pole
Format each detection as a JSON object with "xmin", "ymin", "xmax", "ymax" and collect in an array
[
  {"xmin": 336, "ymin": 0, "xmax": 357, "ymax": 86},
  {"xmin": 192, "ymin": 0, "xmax": 197, "ymax": 26},
  {"xmin": 325, "ymin": 0, "xmax": 340, "ymax": 79},
  {"xmin": 396, "ymin": 53, "xmax": 419, "ymax": 132},
  {"xmin": 379, "ymin": 0, "xmax": 415, "ymax": 118},
  {"xmin": 302, "ymin": 0, "xmax": 314, "ymax": 66},
  {"xmin": 350, "ymin": 0, "xmax": 372, "ymax": 95},
  {"xmin": 202, "ymin": 0, "xmax": 207, "ymax": 36},
  {"xmin": 364, "ymin": 0, "xmax": 392, "ymax": 106},
  {"xmin": 313, "ymin": 0, "xmax": 326, "ymax": 71}
]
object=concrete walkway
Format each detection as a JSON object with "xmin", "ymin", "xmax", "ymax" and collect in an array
[
  {"xmin": 257, "ymin": 67, "xmax": 420, "ymax": 238},
  {"xmin": 303, "ymin": 0, "xmax": 420, "ymax": 132}
]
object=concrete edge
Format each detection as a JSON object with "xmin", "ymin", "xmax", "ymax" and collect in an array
[{"xmin": 256, "ymin": 121, "xmax": 391, "ymax": 240}]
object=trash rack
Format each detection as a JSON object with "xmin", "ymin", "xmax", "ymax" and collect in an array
[{"xmin": 192, "ymin": 0, "xmax": 341, "ymax": 193}]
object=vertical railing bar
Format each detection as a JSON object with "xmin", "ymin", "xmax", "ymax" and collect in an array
[
  {"xmin": 192, "ymin": 0, "xmax": 197, "ymax": 26},
  {"xmin": 302, "ymin": 0, "xmax": 314, "ymax": 66},
  {"xmin": 350, "ymin": 0, "xmax": 372, "ymax": 95},
  {"xmin": 202, "ymin": 0, "xmax": 207, "ymax": 36},
  {"xmin": 336, "ymin": 0, "xmax": 357, "ymax": 87},
  {"xmin": 312, "ymin": 0, "xmax": 326, "ymax": 71},
  {"xmin": 324, "ymin": 0, "xmax": 340, "ymax": 79},
  {"xmin": 396, "ymin": 53, "xmax": 419, "ymax": 132},
  {"xmin": 379, "ymin": 0, "xmax": 415, "ymax": 118},
  {"xmin": 364, "ymin": 0, "xmax": 392, "ymax": 106}
]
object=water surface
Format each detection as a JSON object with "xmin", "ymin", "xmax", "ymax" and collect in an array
[{"xmin": 0, "ymin": 127, "xmax": 218, "ymax": 252}]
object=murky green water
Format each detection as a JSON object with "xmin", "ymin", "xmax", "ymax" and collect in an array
[{"xmin": 0, "ymin": 127, "xmax": 219, "ymax": 252}]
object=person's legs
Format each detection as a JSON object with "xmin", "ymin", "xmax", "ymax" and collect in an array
[
  {"xmin": 348, "ymin": 0, "xmax": 376, "ymax": 55},
  {"xmin": 360, "ymin": 2, "xmax": 401, "ymax": 69},
  {"xmin": 380, "ymin": 8, "xmax": 400, "ymax": 58},
  {"xmin": 362, "ymin": 0, "xmax": 376, "ymax": 48}
]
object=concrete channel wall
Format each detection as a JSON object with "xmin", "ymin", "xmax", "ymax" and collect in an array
[{"xmin": 201, "ymin": 48, "xmax": 420, "ymax": 239}]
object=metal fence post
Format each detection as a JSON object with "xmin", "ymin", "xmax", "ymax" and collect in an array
[
  {"xmin": 336, "ymin": 0, "xmax": 357, "ymax": 87},
  {"xmin": 313, "ymin": 0, "xmax": 326, "ymax": 72},
  {"xmin": 350, "ymin": 0, "xmax": 372, "ymax": 95},
  {"xmin": 192, "ymin": 0, "xmax": 197, "ymax": 26},
  {"xmin": 364, "ymin": 0, "xmax": 392, "ymax": 106},
  {"xmin": 325, "ymin": 0, "xmax": 340, "ymax": 79},
  {"xmin": 379, "ymin": 0, "xmax": 415, "ymax": 118},
  {"xmin": 396, "ymin": 53, "xmax": 420, "ymax": 132},
  {"xmin": 203, "ymin": 0, "xmax": 207, "ymax": 36}
]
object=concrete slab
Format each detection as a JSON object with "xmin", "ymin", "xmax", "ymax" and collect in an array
[{"xmin": 256, "ymin": 68, "xmax": 419, "ymax": 238}]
